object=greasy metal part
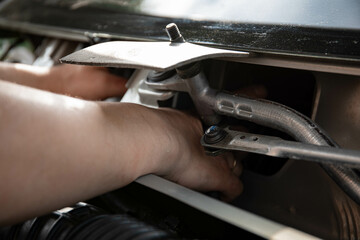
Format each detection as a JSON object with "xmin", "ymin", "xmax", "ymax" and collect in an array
[
  {"xmin": 213, "ymin": 93, "xmax": 328, "ymax": 144},
  {"xmin": 136, "ymin": 174, "xmax": 319, "ymax": 240},
  {"xmin": 203, "ymin": 126, "xmax": 227, "ymax": 144},
  {"xmin": 146, "ymin": 74, "xmax": 187, "ymax": 92},
  {"xmin": 176, "ymin": 61, "xmax": 202, "ymax": 79},
  {"xmin": 121, "ymin": 69, "xmax": 174, "ymax": 108},
  {"xmin": 201, "ymin": 127, "xmax": 360, "ymax": 166},
  {"xmin": 203, "ymin": 147, "xmax": 225, "ymax": 156},
  {"xmin": 147, "ymin": 70, "xmax": 176, "ymax": 82},
  {"xmin": 146, "ymin": 71, "xmax": 220, "ymax": 125},
  {"xmin": 60, "ymin": 41, "xmax": 249, "ymax": 72},
  {"xmin": 184, "ymin": 72, "xmax": 221, "ymax": 125},
  {"xmin": 147, "ymin": 67, "xmax": 360, "ymax": 205},
  {"xmin": 213, "ymin": 93, "xmax": 360, "ymax": 205}
]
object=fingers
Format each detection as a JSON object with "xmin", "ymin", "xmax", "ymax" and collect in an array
[
  {"xmin": 186, "ymin": 153, "xmax": 243, "ymax": 202},
  {"xmin": 225, "ymin": 152, "xmax": 243, "ymax": 176},
  {"xmin": 220, "ymin": 153, "xmax": 243, "ymax": 201},
  {"xmin": 211, "ymin": 155, "xmax": 243, "ymax": 202},
  {"xmin": 172, "ymin": 152, "xmax": 244, "ymax": 203},
  {"xmin": 232, "ymin": 159, "xmax": 243, "ymax": 176},
  {"xmin": 220, "ymin": 175, "xmax": 244, "ymax": 202},
  {"xmin": 100, "ymin": 71, "xmax": 128, "ymax": 98},
  {"xmin": 88, "ymin": 67, "xmax": 127, "ymax": 99},
  {"xmin": 49, "ymin": 65, "xmax": 128, "ymax": 100}
]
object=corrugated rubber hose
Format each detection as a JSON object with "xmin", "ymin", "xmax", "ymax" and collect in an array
[
  {"xmin": 0, "ymin": 203, "xmax": 177, "ymax": 240},
  {"xmin": 215, "ymin": 93, "xmax": 360, "ymax": 205}
]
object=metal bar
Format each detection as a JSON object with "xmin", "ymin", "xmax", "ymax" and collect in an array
[
  {"xmin": 136, "ymin": 174, "xmax": 319, "ymax": 240},
  {"xmin": 201, "ymin": 128, "xmax": 360, "ymax": 166}
]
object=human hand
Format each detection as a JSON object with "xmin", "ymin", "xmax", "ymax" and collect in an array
[
  {"xmin": 101, "ymin": 103, "xmax": 243, "ymax": 202},
  {"xmin": 145, "ymin": 85, "xmax": 267, "ymax": 201},
  {"xmin": 100, "ymin": 85, "xmax": 266, "ymax": 201},
  {"xmin": 0, "ymin": 81, "xmax": 259, "ymax": 224},
  {"xmin": 154, "ymin": 108, "xmax": 244, "ymax": 201},
  {"xmin": 45, "ymin": 64, "xmax": 127, "ymax": 100}
]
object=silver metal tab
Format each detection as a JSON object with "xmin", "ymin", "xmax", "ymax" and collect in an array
[
  {"xmin": 201, "ymin": 127, "xmax": 360, "ymax": 166},
  {"xmin": 60, "ymin": 41, "xmax": 249, "ymax": 71}
]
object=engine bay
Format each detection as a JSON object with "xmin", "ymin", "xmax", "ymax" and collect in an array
[{"xmin": 1, "ymin": 1, "xmax": 360, "ymax": 239}]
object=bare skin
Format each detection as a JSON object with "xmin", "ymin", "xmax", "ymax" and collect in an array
[
  {"xmin": 0, "ymin": 70, "xmax": 243, "ymax": 226},
  {"xmin": 0, "ymin": 63, "xmax": 268, "ymax": 226},
  {"xmin": 0, "ymin": 62, "xmax": 127, "ymax": 100}
]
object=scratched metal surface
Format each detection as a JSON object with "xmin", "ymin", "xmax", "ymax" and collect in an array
[{"xmin": 0, "ymin": 0, "xmax": 360, "ymax": 60}]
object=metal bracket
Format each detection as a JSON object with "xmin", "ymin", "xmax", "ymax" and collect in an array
[
  {"xmin": 201, "ymin": 127, "xmax": 360, "ymax": 166},
  {"xmin": 60, "ymin": 41, "xmax": 249, "ymax": 72},
  {"xmin": 121, "ymin": 69, "xmax": 174, "ymax": 108}
]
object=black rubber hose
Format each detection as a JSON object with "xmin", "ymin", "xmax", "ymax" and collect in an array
[
  {"xmin": 214, "ymin": 93, "xmax": 360, "ymax": 205},
  {"xmin": 67, "ymin": 215, "xmax": 173, "ymax": 240},
  {"xmin": 0, "ymin": 203, "xmax": 177, "ymax": 240}
]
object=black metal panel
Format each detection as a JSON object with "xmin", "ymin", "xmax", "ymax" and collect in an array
[{"xmin": 0, "ymin": 0, "xmax": 360, "ymax": 60}]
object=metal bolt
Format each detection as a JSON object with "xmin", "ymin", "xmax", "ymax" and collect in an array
[
  {"xmin": 166, "ymin": 23, "xmax": 185, "ymax": 43},
  {"xmin": 204, "ymin": 126, "xmax": 227, "ymax": 144},
  {"xmin": 147, "ymin": 70, "xmax": 176, "ymax": 82},
  {"xmin": 206, "ymin": 126, "xmax": 221, "ymax": 137}
]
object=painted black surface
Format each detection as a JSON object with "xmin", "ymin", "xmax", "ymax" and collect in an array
[{"xmin": 0, "ymin": 0, "xmax": 359, "ymax": 60}]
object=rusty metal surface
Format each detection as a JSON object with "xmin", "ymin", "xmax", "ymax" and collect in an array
[{"xmin": 60, "ymin": 41, "xmax": 249, "ymax": 71}]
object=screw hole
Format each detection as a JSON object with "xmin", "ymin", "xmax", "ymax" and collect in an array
[
  {"xmin": 240, "ymin": 136, "xmax": 246, "ymax": 139},
  {"xmin": 252, "ymin": 137, "xmax": 258, "ymax": 141}
]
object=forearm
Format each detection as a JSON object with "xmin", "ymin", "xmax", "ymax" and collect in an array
[
  {"xmin": 0, "ymin": 80, "xmax": 243, "ymax": 225},
  {"xmin": 0, "ymin": 80, "xmax": 164, "ymax": 224}
]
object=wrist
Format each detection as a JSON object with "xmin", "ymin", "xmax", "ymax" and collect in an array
[{"xmin": 98, "ymin": 103, "xmax": 179, "ymax": 182}]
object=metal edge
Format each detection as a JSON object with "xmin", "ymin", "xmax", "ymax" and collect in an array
[
  {"xmin": 223, "ymin": 54, "xmax": 360, "ymax": 76},
  {"xmin": 136, "ymin": 174, "xmax": 319, "ymax": 240},
  {"xmin": 1, "ymin": 18, "xmax": 360, "ymax": 75},
  {"xmin": 0, "ymin": 18, "xmax": 152, "ymax": 42}
]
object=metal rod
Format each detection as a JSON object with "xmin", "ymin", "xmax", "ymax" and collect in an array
[{"xmin": 201, "ymin": 128, "xmax": 360, "ymax": 166}]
